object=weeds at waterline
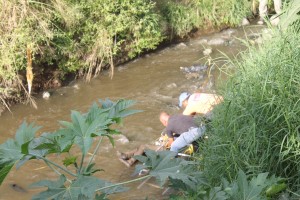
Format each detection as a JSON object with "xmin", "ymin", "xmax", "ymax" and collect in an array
[{"xmin": 202, "ymin": 26, "xmax": 300, "ymax": 190}]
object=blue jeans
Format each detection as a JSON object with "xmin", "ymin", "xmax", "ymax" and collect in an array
[{"xmin": 170, "ymin": 126, "xmax": 206, "ymax": 153}]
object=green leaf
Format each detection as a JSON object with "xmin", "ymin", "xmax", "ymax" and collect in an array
[
  {"xmin": 0, "ymin": 122, "xmax": 51, "ymax": 184},
  {"xmin": 98, "ymin": 99, "xmax": 114, "ymax": 109},
  {"xmin": 0, "ymin": 139, "xmax": 23, "ymax": 165},
  {"xmin": 0, "ymin": 163, "xmax": 14, "ymax": 185},
  {"xmin": 134, "ymin": 150, "xmax": 202, "ymax": 188},
  {"xmin": 31, "ymin": 175, "xmax": 127, "ymax": 199},
  {"xmin": 74, "ymin": 136, "xmax": 93, "ymax": 156},
  {"xmin": 63, "ymin": 156, "xmax": 77, "ymax": 167},
  {"xmin": 31, "ymin": 175, "xmax": 67, "ymax": 200},
  {"xmin": 82, "ymin": 163, "xmax": 103, "ymax": 176},
  {"xmin": 118, "ymin": 109, "xmax": 143, "ymax": 118},
  {"xmin": 105, "ymin": 135, "xmax": 115, "ymax": 147},
  {"xmin": 15, "ymin": 121, "xmax": 41, "ymax": 146},
  {"xmin": 21, "ymin": 140, "xmax": 31, "ymax": 155},
  {"xmin": 66, "ymin": 110, "xmax": 111, "ymax": 154},
  {"xmin": 226, "ymin": 170, "xmax": 282, "ymax": 200},
  {"xmin": 99, "ymin": 99, "xmax": 142, "ymax": 119},
  {"xmin": 34, "ymin": 131, "xmax": 74, "ymax": 154}
]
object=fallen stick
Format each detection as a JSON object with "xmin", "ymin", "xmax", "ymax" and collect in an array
[{"xmin": 137, "ymin": 176, "xmax": 152, "ymax": 189}]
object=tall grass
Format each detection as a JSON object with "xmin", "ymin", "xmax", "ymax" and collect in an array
[{"xmin": 202, "ymin": 26, "xmax": 300, "ymax": 190}]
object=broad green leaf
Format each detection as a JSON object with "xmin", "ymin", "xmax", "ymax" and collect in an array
[
  {"xmin": 0, "ymin": 139, "xmax": 23, "ymax": 165},
  {"xmin": 70, "ymin": 111, "xmax": 88, "ymax": 137},
  {"xmin": 204, "ymin": 186, "xmax": 228, "ymax": 200},
  {"xmin": 0, "ymin": 163, "xmax": 14, "ymax": 185},
  {"xmin": 114, "ymin": 99, "xmax": 136, "ymax": 112},
  {"xmin": 227, "ymin": 170, "xmax": 281, "ymax": 200},
  {"xmin": 98, "ymin": 99, "xmax": 114, "ymax": 109},
  {"xmin": 134, "ymin": 150, "xmax": 201, "ymax": 188},
  {"xmin": 99, "ymin": 99, "xmax": 142, "ymax": 119},
  {"xmin": 31, "ymin": 175, "xmax": 67, "ymax": 200},
  {"xmin": 75, "ymin": 136, "xmax": 93, "ymax": 155},
  {"xmin": 15, "ymin": 121, "xmax": 41, "ymax": 146},
  {"xmin": 31, "ymin": 175, "xmax": 127, "ymax": 199},
  {"xmin": 58, "ymin": 120, "xmax": 74, "ymax": 130},
  {"xmin": 86, "ymin": 103, "xmax": 109, "ymax": 123},
  {"xmin": 118, "ymin": 109, "xmax": 143, "ymax": 118},
  {"xmin": 34, "ymin": 131, "xmax": 74, "ymax": 154},
  {"xmin": 66, "ymin": 110, "xmax": 111, "ymax": 154}
]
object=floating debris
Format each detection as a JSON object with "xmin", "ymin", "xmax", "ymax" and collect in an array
[
  {"xmin": 208, "ymin": 38, "xmax": 225, "ymax": 45},
  {"xmin": 10, "ymin": 183, "xmax": 27, "ymax": 193},
  {"xmin": 42, "ymin": 91, "xmax": 50, "ymax": 100},
  {"xmin": 180, "ymin": 65, "xmax": 208, "ymax": 74},
  {"xmin": 203, "ymin": 48, "xmax": 212, "ymax": 56}
]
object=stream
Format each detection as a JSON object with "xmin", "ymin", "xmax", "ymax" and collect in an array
[{"xmin": 0, "ymin": 25, "xmax": 263, "ymax": 200}]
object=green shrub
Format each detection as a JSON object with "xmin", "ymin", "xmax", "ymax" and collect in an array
[{"xmin": 158, "ymin": 0, "xmax": 252, "ymax": 39}]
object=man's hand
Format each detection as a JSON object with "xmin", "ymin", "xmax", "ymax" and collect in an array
[{"xmin": 165, "ymin": 138, "xmax": 174, "ymax": 149}]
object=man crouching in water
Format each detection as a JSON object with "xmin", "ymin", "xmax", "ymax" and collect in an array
[
  {"xmin": 159, "ymin": 112, "xmax": 205, "ymax": 152},
  {"xmin": 117, "ymin": 112, "xmax": 205, "ymax": 167}
]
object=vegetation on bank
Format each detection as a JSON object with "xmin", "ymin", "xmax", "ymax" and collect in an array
[
  {"xmin": 182, "ymin": 1, "xmax": 300, "ymax": 199},
  {"xmin": 2, "ymin": 0, "xmax": 300, "ymax": 199},
  {"xmin": 0, "ymin": 0, "xmax": 252, "ymax": 110}
]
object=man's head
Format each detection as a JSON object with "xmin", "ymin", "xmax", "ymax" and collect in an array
[
  {"xmin": 159, "ymin": 112, "xmax": 170, "ymax": 127},
  {"xmin": 178, "ymin": 92, "xmax": 191, "ymax": 108}
]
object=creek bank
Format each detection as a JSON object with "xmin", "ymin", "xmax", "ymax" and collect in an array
[{"xmin": 0, "ymin": 20, "xmax": 267, "ymax": 116}]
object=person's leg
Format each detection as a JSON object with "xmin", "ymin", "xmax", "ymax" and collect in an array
[
  {"xmin": 258, "ymin": 0, "xmax": 268, "ymax": 24},
  {"xmin": 273, "ymin": 0, "xmax": 282, "ymax": 14},
  {"xmin": 270, "ymin": 0, "xmax": 282, "ymax": 26},
  {"xmin": 170, "ymin": 127, "xmax": 205, "ymax": 153}
]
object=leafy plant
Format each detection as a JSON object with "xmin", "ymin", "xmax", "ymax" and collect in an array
[
  {"xmin": 0, "ymin": 99, "xmax": 207, "ymax": 199},
  {"xmin": 0, "ymin": 99, "xmax": 142, "ymax": 199},
  {"xmin": 170, "ymin": 170, "xmax": 285, "ymax": 200},
  {"xmin": 134, "ymin": 149, "xmax": 207, "ymax": 189}
]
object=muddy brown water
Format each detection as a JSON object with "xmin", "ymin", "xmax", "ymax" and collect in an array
[{"xmin": 0, "ymin": 26, "xmax": 263, "ymax": 200}]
